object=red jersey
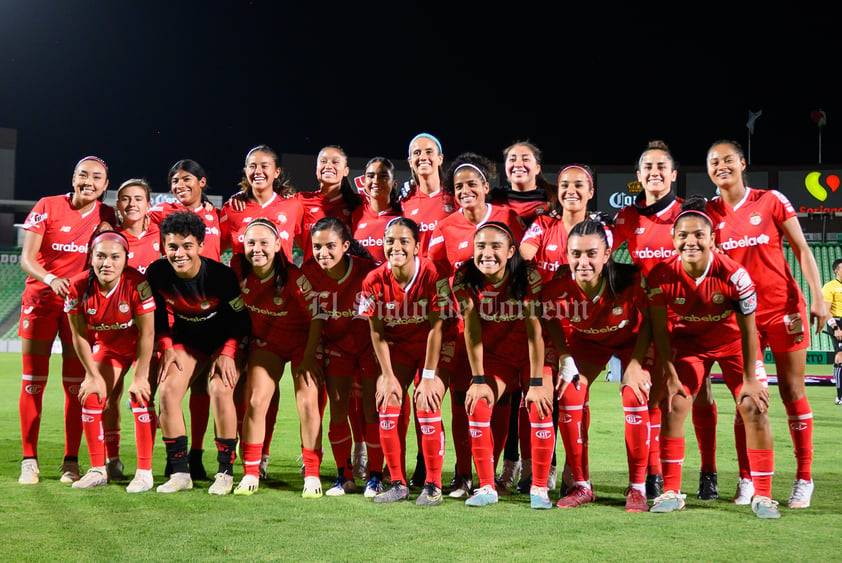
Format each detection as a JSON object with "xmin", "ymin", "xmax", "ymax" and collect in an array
[
  {"xmin": 358, "ymin": 256, "xmax": 451, "ymax": 348},
  {"xmin": 490, "ymin": 187, "xmax": 549, "ymax": 226},
  {"xmin": 428, "ymin": 204, "xmax": 526, "ymax": 280},
  {"xmin": 613, "ymin": 197, "xmax": 682, "ymax": 277},
  {"xmin": 301, "ymin": 255, "xmax": 376, "ymax": 356},
  {"xmin": 148, "ymin": 201, "xmax": 222, "ymax": 261},
  {"xmin": 542, "ymin": 265, "xmax": 646, "ymax": 351},
  {"xmin": 22, "ymin": 194, "xmax": 117, "ymax": 304},
  {"xmin": 520, "ymin": 215, "xmax": 570, "ymax": 282},
  {"xmin": 452, "ymin": 267, "xmax": 543, "ymax": 365},
  {"xmin": 706, "ymin": 188, "xmax": 803, "ymax": 316},
  {"xmin": 118, "ymin": 223, "xmax": 161, "ymax": 275},
  {"xmin": 399, "ymin": 188, "xmax": 452, "ymax": 256},
  {"xmin": 351, "ymin": 201, "xmax": 401, "ymax": 266},
  {"xmin": 219, "ymin": 193, "xmax": 303, "ymax": 261},
  {"xmin": 64, "ymin": 267, "xmax": 156, "ymax": 359},
  {"xmin": 295, "ymin": 190, "xmax": 362, "ymax": 261},
  {"xmin": 647, "ymin": 252, "xmax": 757, "ymax": 346}
]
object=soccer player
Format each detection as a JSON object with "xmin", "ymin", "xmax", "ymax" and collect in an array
[
  {"xmin": 822, "ymin": 258, "xmax": 842, "ymax": 404},
  {"xmin": 302, "ymin": 217, "xmax": 379, "ymax": 496},
  {"xmin": 18, "ymin": 155, "xmax": 116, "ymax": 485},
  {"xmin": 705, "ymin": 139, "xmax": 829, "ymax": 509},
  {"xmin": 399, "ymin": 133, "xmax": 452, "ymax": 255},
  {"xmin": 64, "ymin": 231, "xmax": 156, "ymax": 492},
  {"xmin": 454, "ymin": 222, "xmax": 554, "ymax": 509},
  {"xmin": 145, "ymin": 211, "xmax": 251, "ymax": 495},
  {"xmin": 352, "ymin": 156, "xmax": 402, "ymax": 266},
  {"xmin": 490, "ymin": 140, "xmax": 552, "ymax": 226},
  {"xmin": 541, "ymin": 218, "xmax": 654, "ymax": 512},
  {"xmin": 358, "ymin": 217, "xmax": 452, "ymax": 505},
  {"xmin": 230, "ymin": 218, "xmax": 325, "ymax": 497},
  {"xmin": 647, "ymin": 195, "xmax": 778, "ymax": 519}
]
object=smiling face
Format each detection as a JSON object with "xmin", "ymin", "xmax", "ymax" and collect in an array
[
  {"xmin": 673, "ymin": 214, "xmax": 713, "ymax": 270},
  {"xmin": 170, "ymin": 170, "xmax": 206, "ymax": 207},
  {"xmin": 407, "ymin": 136, "xmax": 443, "ymax": 180},
  {"xmin": 384, "ymin": 224, "xmax": 419, "ymax": 270},
  {"xmin": 316, "ymin": 147, "xmax": 349, "ymax": 190},
  {"xmin": 164, "ymin": 232, "xmax": 203, "ymax": 278},
  {"xmin": 505, "ymin": 144, "xmax": 541, "ymax": 191},
  {"xmin": 116, "ymin": 185, "xmax": 150, "ymax": 226},
  {"xmin": 311, "ymin": 227, "xmax": 350, "ymax": 275},
  {"xmin": 557, "ymin": 168, "xmax": 593, "ymax": 215},
  {"xmin": 453, "ymin": 167, "xmax": 489, "ymax": 211},
  {"xmin": 567, "ymin": 233, "xmax": 610, "ymax": 289},
  {"xmin": 244, "ymin": 150, "xmax": 281, "ymax": 195},
  {"xmin": 636, "ymin": 149, "xmax": 676, "ymax": 202},
  {"xmin": 72, "ymin": 160, "xmax": 109, "ymax": 207},
  {"xmin": 91, "ymin": 240, "xmax": 127, "ymax": 289},
  {"xmin": 363, "ymin": 160, "xmax": 395, "ymax": 203},
  {"xmin": 473, "ymin": 227, "xmax": 515, "ymax": 283},
  {"xmin": 243, "ymin": 224, "xmax": 280, "ymax": 270},
  {"xmin": 706, "ymin": 143, "xmax": 746, "ymax": 192}
]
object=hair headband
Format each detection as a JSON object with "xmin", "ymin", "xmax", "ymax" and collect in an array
[
  {"xmin": 675, "ymin": 209, "xmax": 714, "ymax": 226},
  {"xmin": 558, "ymin": 165, "xmax": 593, "ymax": 189},
  {"xmin": 91, "ymin": 231, "xmax": 128, "ymax": 253},
  {"xmin": 76, "ymin": 155, "xmax": 108, "ymax": 171},
  {"xmin": 244, "ymin": 217, "xmax": 279, "ymax": 238},
  {"xmin": 408, "ymin": 133, "xmax": 443, "ymax": 156},
  {"xmin": 454, "ymin": 163, "xmax": 488, "ymax": 184},
  {"xmin": 476, "ymin": 222, "xmax": 514, "ymax": 245}
]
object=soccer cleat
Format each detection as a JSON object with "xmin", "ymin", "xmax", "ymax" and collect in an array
[
  {"xmin": 325, "ymin": 475, "xmax": 357, "ymax": 496},
  {"xmin": 650, "ymin": 491, "xmax": 687, "ymax": 513},
  {"xmin": 516, "ymin": 459, "xmax": 533, "ymax": 494},
  {"xmin": 448, "ymin": 474, "xmax": 473, "ymax": 498},
  {"xmin": 234, "ymin": 474, "xmax": 260, "ymax": 496},
  {"xmin": 416, "ymin": 482, "xmax": 443, "ymax": 506},
  {"xmin": 373, "ymin": 481, "xmax": 409, "ymax": 504},
  {"xmin": 556, "ymin": 484, "xmax": 595, "ymax": 508},
  {"xmin": 188, "ymin": 449, "xmax": 208, "ymax": 481},
  {"xmin": 156, "ymin": 472, "xmax": 193, "ymax": 493},
  {"xmin": 836, "ymin": 397, "xmax": 842, "ymax": 405},
  {"xmin": 352, "ymin": 442, "xmax": 368, "ymax": 481},
  {"xmin": 208, "ymin": 472, "xmax": 234, "ymax": 495},
  {"xmin": 19, "ymin": 459, "xmax": 40, "ymax": 485},
  {"xmin": 624, "ymin": 487, "xmax": 649, "ymax": 513},
  {"xmin": 259, "ymin": 455, "xmax": 271, "ymax": 480},
  {"xmin": 530, "ymin": 486, "xmax": 553, "ymax": 510},
  {"xmin": 106, "ymin": 457, "xmax": 125, "ymax": 481},
  {"xmin": 364, "ymin": 475, "xmax": 384, "ymax": 498},
  {"xmin": 645, "ymin": 473, "xmax": 663, "ymax": 500},
  {"xmin": 732, "ymin": 478, "xmax": 755, "ymax": 505},
  {"xmin": 494, "ymin": 477, "xmax": 513, "ymax": 496},
  {"xmin": 126, "ymin": 469, "xmax": 154, "ymax": 493},
  {"xmin": 59, "ymin": 460, "xmax": 81, "ymax": 483},
  {"xmin": 498, "ymin": 458, "xmax": 521, "ymax": 489},
  {"xmin": 302, "ymin": 476, "xmax": 323, "ymax": 498},
  {"xmin": 751, "ymin": 495, "xmax": 781, "ymax": 519},
  {"xmin": 72, "ymin": 467, "xmax": 108, "ymax": 489},
  {"xmin": 697, "ymin": 471, "xmax": 719, "ymax": 500},
  {"xmin": 788, "ymin": 479, "xmax": 814, "ymax": 509},
  {"xmin": 465, "ymin": 484, "xmax": 499, "ymax": 507}
]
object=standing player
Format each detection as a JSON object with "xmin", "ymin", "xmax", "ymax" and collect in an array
[
  {"xmin": 647, "ymin": 196, "xmax": 779, "ymax": 519},
  {"xmin": 146, "ymin": 211, "xmax": 251, "ymax": 495},
  {"xmin": 822, "ymin": 258, "xmax": 842, "ymax": 404},
  {"xmin": 64, "ymin": 231, "xmax": 156, "ymax": 492},
  {"xmin": 454, "ymin": 222, "xmax": 554, "ymax": 509},
  {"xmin": 490, "ymin": 140, "xmax": 552, "ymax": 226},
  {"xmin": 353, "ymin": 156, "xmax": 402, "ymax": 266},
  {"xmin": 399, "ymin": 133, "xmax": 452, "ymax": 255},
  {"xmin": 541, "ymin": 218, "xmax": 654, "ymax": 512},
  {"xmin": 18, "ymin": 155, "xmax": 116, "ymax": 485},
  {"xmin": 705, "ymin": 139, "xmax": 829, "ymax": 509}
]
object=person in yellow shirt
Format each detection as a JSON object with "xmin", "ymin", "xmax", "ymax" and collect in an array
[{"xmin": 822, "ymin": 258, "xmax": 842, "ymax": 405}]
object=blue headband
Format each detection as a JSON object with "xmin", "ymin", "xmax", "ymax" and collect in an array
[{"xmin": 408, "ymin": 133, "xmax": 443, "ymax": 156}]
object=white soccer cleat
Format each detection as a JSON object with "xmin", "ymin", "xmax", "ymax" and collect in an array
[
  {"xmin": 732, "ymin": 478, "xmax": 755, "ymax": 505},
  {"xmin": 72, "ymin": 467, "xmax": 108, "ymax": 489},
  {"xmin": 156, "ymin": 472, "xmax": 193, "ymax": 493},
  {"xmin": 788, "ymin": 479, "xmax": 814, "ymax": 509},
  {"xmin": 126, "ymin": 469, "xmax": 154, "ymax": 493},
  {"xmin": 234, "ymin": 474, "xmax": 260, "ymax": 496},
  {"xmin": 208, "ymin": 473, "xmax": 235, "ymax": 495},
  {"xmin": 19, "ymin": 459, "xmax": 40, "ymax": 485},
  {"xmin": 302, "ymin": 476, "xmax": 323, "ymax": 498},
  {"xmin": 59, "ymin": 460, "xmax": 81, "ymax": 483},
  {"xmin": 259, "ymin": 455, "xmax": 271, "ymax": 480}
]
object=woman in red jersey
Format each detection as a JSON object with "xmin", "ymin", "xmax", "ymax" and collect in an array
[
  {"xmin": 230, "ymin": 218, "xmax": 325, "ymax": 497},
  {"xmin": 358, "ymin": 217, "xmax": 453, "ymax": 506},
  {"xmin": 541, "ymin": 217, "xmax": 654, "ymax": 512},
  {"xmin": 302, "ymin": 217, "xmax": 380, "ymax": 497},
  {"xmin": 705, "ymin": 139, "xmax": 829, "ymax": 510},
  {"xmin": 352, "ymin": 156, "xmax": 402, "ymax": 266},
  {"xmin": 490, "ymin": 140, "xmax": 552, "ymax": 226},
  {"xmin": 647, "ymin": 195, "xmax": 778, "ymax": 519},
  {"xmin": 454, "ymin": 222, "xmax": 553, "ymax": 509},
  {"xmin": 18, "ymin": 155, "xmax": 116, "ymax": 485},
  {"xmin": 399, "ymin": 133, "xmax": 452, "ymax": 255},
  {"xmin": 64, "ymin": 231, "xmax": 156, "ymax": 492}
]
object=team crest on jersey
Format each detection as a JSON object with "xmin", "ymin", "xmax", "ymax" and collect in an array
[
  {"xmin": 571, "ymin": 316, "xmax": 581, "ymax": 323},
  {"xmin": 273, "ymin": 296, "xmax": 284, "ymax": 306},
  {"xmin": 386, "ymin": 303, "xmax": 396, "ymax": 310},
  {"xmin": 749, "ymin": 213, "xmax": 762, "ymax": 226},
  {"xmin": 22, "ymin": 319, "xmax": 30, "ymax": 330},
  {"xmin": 712, "ymin": 292, "xmax": 724, "ymax": 305},
  {"xmin": 87, "ymin": 308, "xmax": 97, "ymax": 315},
  {"xmin": 675, "ymin": 297, "xmax": 685, "ymax": 304},
  {"xmin": 153, "ymin": 242, "xmax": 160, "ymax": 251},
  {"xmin": 635, "ymin": 227, "xmax": 645, "ymax": 234},
  {"xmin": 612, "ymin": 306, "xmax": 624, "ymax": 316},
  {"xmin": 200, "ymin": 301, "xmax": 211, "ymax": 310},
  {"xmin": 119, "ymin": 302, "xmax": 130, "ymax": 314}
]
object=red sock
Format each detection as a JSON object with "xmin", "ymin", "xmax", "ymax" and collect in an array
[
  {"xmin": 528, "ymin": 403, "xmax": 554, "ymax": 488},
  {"xmin": 468, "ymin": 399, "xmax": 494, "ymax": 488},
  {"xmin": 242, "ymin": 442, "xmax": 263, "ymax": 477},
  {"xmin": 558, "ymin": 383, "xmax": 587, "ymax": 482},
  {"xmin": 189, "ymin": 393, "xmax": 211, "ymax": 451},
  {"xmin": 784, "ymin": 397, "xmax": 813, "ymax": 481},
  {"xmin": 490, "ymin": 396, "xmax": 511, "ymax": 469},
  {"xmin": 747, "ymin": 448, "xmax": 774, "ymax": 498},
  {"xmin": 130, "ymin": 398, "xmax": 155, "ymax": 471},
  {"xmin": 365, "ymin": 421, "xmax": 383, "ymax": 474},
  {"xmin": 647, "ymin": 405, "xmax": 662, "ymax": 475},
  {"xmin": 328, "ymin": 421, "xmax": 354, "ymax": 479},
  {"xmin": 417, "ymin": 409, "xmax": 444, "ymax": 487},
  {"xmin": 301, "ymin": 447, "xmax": 321, "ymax": 478},
  {"xmin": 622, "ymin": 386, "xmax": 650, "ymax": 485},
  {"xmin": 263, "ymin": 400, "xmax": 279, "ymax": 456},
  {"xmin": 62, "ymin": 357, "xmax": 85, "ymax": 458},
  {"xmin": 692, "ymin": 401, "xmax": 717, "ymax": 473},
  {"xmin": 451, "ymin": 395, "xmax": 472, "ymax": 475},
  {"xmin": 20, "ymin": 354, "xmax": 50, "ymax": 458},
  {"xmin": 733, "ymin": 410, "xmax": 751, "ymax": 479},
  {"xmin": 379, "ymin": 405, "xmax": 405, "ymax": 483},
  {"xmin": 104, "ymin": 429, "xmax": 120, "ymax": 461},
  {"xmin": 81, "ymin": 394, "xmax": 106, "ymax": 467},
  {"xmin": 660, "ymin": 435, "xmax": 685, "ymax": 493}
]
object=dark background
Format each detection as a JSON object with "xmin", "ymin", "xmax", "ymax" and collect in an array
[{"xmin": 1, "ymin": 1, "xmax": 838, "ymax": 200}]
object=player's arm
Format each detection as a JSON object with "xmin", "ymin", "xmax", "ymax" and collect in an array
[
  {"xmin": 782, "ymin": 216, "xmax": 830, "ymax": 332},
  {"xmin": 369, "ymin": 316, "xmax": 402, "ymax": 412},
  {"xmin": 523, "ymin": 300, "xmax": 552, "ymax": 418},
  {"xmin": 461, "ymin": 296, "xmax": 493, "ymax": 415}
]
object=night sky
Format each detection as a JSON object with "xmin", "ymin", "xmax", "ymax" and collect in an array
[{"xmin": 1, "ymin": 1, "xmax": 839, "ymax": 202}]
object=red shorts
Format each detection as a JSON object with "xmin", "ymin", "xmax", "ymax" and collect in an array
[
  {"xmin": 325, "ymin": 348, "xmax": 378, "ymax": 380},
  {"xmin": 18, "ymin": 297, "xmax": 72, "ymax": 342},
  {"xmin": 91, "ymin": 344, "xmax": 134, "ymax": 371},
  {"xmin": 673, "ymin": 338, "xmax": 745, "ymax": 397},
  {"xmin": 756, "ymin": 301, "xmax": 810, "ymax": 354},
  {"xmin": 485, "ymin": 354, "xmax": 530, "ymax": 391}
]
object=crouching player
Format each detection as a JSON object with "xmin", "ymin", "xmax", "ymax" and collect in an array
[{"xmin": 146, "ymin": 211, "xmax": 251, "ymax": 495}]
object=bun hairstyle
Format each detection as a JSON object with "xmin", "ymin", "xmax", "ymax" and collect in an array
[
  {"xmin": 675, "ymin": 194, "xmax": 713, "ymax": 230},
  {"xmin": 637, "ymin": 139, "xmax": 678, "ymax": 171}
]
